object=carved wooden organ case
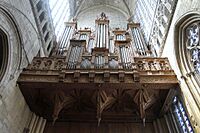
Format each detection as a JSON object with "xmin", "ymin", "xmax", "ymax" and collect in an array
[{"xmin": 18, "ymin": 13, "xmax": 178, "ymax": 126}]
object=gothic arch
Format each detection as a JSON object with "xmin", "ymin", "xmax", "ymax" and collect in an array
[
  {"xmin": 0, "ymin": 6, "xmax": 22, "ymax": 87},
  {"xmin": 174, "ymin": 13, "xmax": 200, "ymax": 131},
  {"xmin": 0, "ymin": 28, "xmax": 8, "ymax": 81},
  {"xmin": 175, "ymin": 13, "xmax": 200, "ymax": 85}
]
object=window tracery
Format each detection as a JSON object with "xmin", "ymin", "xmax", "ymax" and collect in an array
[
  {"xmin": 186, "ymin": 23, "xmax": 200, "ymax": 73},
  {"xmin": 172, "ymin": 97, "xmax": 194, "ymax": 133}
]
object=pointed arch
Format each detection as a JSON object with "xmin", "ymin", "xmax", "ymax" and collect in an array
[{"xmin": 0, "ymin": 28, "xmax": 8, "ymax": 81}]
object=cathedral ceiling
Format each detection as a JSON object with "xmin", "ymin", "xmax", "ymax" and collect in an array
[{"xmin": 70, "ymin": 0, "xmax": 136, "ymax": 18}]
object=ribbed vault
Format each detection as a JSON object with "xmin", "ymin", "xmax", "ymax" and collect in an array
[{"xmin": 70, "ymin": 0, "xmax": 136, "ymax": 19}]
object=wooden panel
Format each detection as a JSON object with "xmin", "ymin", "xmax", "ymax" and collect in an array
[{"xmin": 44, "ymin": 122, "xmax": 155, "ymax": 133}]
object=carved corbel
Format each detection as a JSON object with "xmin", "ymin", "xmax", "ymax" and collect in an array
[
  {"xmin": 89, "ymin": 71, "xmax": 95, "ymax": 82},
  {"xmin": 58, "ymin": 71, "xmax": 65, "ymax": 82},
  {"xmin": 133, "ymin": 72, "xmax": 140, "ymax": 82},
  {"xmin": 104, "ymin": 71, "xmax": 110, "ymax": 82},
  {"xmin": 52, "ymin": 91, "xmax": 74, "ymax": 125},
  {"xmin": 133, "ymin": 89, "xmax": 156, "ymax": 126},
  {"xmin": 96, "ymin": 90, "xmax": 115, "ymax": 126},
  {"xmin": 74, "ymin": 70, "xmax": 80, "ymax": 82},
  {"xmin": 119, "ymin": 71, "xmax": 125, "ymax": 82}
]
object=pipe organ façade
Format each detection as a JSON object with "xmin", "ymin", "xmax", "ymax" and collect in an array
[
  {"xmin": 18, "ymin": 13, "xmax": 186, "ymax": 132},
  {"xmin": 52, "ymin": 12, "xmax": 151, "ymax": 70}
]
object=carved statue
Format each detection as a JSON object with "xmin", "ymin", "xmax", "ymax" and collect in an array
[{"xmin": 98, "ymin": 12, "xmax": 108, "ymax": 20}]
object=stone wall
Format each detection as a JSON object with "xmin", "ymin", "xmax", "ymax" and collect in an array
[
  {"xmin": 0, "ymin": 0, "xmax": 42, "ymax": 132},
  {"xmin": 162, "ymin": 0, "xmax": 200, "ymax": 132}
]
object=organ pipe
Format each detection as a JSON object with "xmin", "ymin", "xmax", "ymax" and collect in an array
[
  {"xmin": 103, "ymin": 24, "xmax": 106, "ymax": 47},
  {"xmin": 98, "ymin": 25, "xmax": 100, "ymax": 47},
  {"xmin": 106, "ymin": 24, "xmax": 109, "ymax": 49},
  {"xmin": 96, "ymin": 25, "xmax": 99, "ymax": 47},
  {"xmin": 100, "ymin": 24, "xmax": 103, "ymax": 47},
  {"xmin": 131, "ymin": 26, "xmax": 148, "ymax": 56},
  {"xmin": 95, "ymin": 22, "xmax": 109, "ymax": 48},
  {"xmin": 67, "ymin": 44, "xmax": 83, "ymax": 69}
]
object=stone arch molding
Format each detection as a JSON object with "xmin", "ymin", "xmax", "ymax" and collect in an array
[
  {"xmin": 0, "ymin": 6, "xmax": 22, "ymax": 89},
  {"xmin": 175, "ymin": 12, "xmax": 200, "ymax": 85},
  {"xmin": 175, "ymin": 12, "xmax": 200, "ymax": 131}
]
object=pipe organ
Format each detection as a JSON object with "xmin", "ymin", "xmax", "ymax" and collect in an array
[
  {"xmin": 55, "ymin": 22, "xmax": 76, "ymax": 56},
  {"xmin": 113, "ymin": 29, "xmax": 133, "ymax": 69},
  {"xmin": 66, "ymin": 40, "xmax": 85, "ymax": 69},
  {"xmin": 18, "ymin": 12, "xmax": 193, "ymax": 133},
  {"xmin": 94, "ymin": 54, "xmax": 105, "ymax": 69},
  {"xmin": 119, "ymin": 45, "xmax": 132, "ymax": 69},
  {"xmin": 88, "ymin": 39, "xmax": 95, "ymax": 53},
  {"xmin": 128, "ymin": 23, "xmax": 150, "ymax": 56},
  {"xmin": 78, "ymin": 29, "xmax": 91, "ymax": 50},
  {"xmin": 109, "ymin": 37, "xmax": 114, "ymax": 53},
  {"xmin": 51, "ymin": 13, "xmax": 153, "ymax": 70},
  {"xmin": 95, "ymin": 12, "xmax": 109, "ymax": 48}
]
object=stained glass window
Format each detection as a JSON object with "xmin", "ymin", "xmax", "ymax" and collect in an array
[
  {"xmin": 172, "ymin": 96, "xmax": 194, "ymax": 133},
  {"xmin": 186, "ymin": 23, "xmax": 200, "ymax": 74}
]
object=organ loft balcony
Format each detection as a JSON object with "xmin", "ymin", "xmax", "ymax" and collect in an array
[{"xmin": 18, "ymin": 13, "xmax": 178, "ymax": 125}]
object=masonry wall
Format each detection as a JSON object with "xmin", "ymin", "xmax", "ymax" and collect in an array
[
  {"xmin": 0, "ymin": 0, "xmax": 42, "ymax": 132},
  {"xmin": 162, "ymin": 0, "xmax": 200, "ymax": 132}
]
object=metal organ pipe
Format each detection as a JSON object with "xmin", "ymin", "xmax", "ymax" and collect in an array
[
  {"xmin": 138, "ymin": 28, "xmax": 147, "ymax": 55},
  {"xmin": 132, "ymin": 28, "xmax": 139, "ymax": 53},
  {"xmin": 97, "ymin": 25, "xmax": 100, "ymax": 47},
  {"xmin": 124, "ymin": 46, "xmax": 128, "ymax": 63},
  {"xmin": 135, "ymin": 28, "xmax": 145, "ymax": 55},
  {"xmin": 96, "ymin": 56, "xmax": 98, "ymax": 68},
  {"xmin": 106, "ymin": 24, "xmax": 109, "ymax": 49},
  {"xmin": 60, "ymin": 26, "xmax": 71, "ymax": 55},
  {"xmin": 121, "ymin": 47, "xmax": 125, "ymax": 63},
  {"xmin": 77, "ymin": 47, "xmax": 82, "ymax": 62},
  {"xmin": 68, "ymin": 45, "xmax": 82, "ymax": 69},
  {"xmin": 133, "ymin": 28, "xmax": 143, "ymax": 55},
  {"xmin": 103, "ymin": 24, "xmax": 106, "ymax": 47},
  {"xmin": 71, "ymin": 46, "xmax": 76, "ymax": 67},
  {"xmin": 100, "ymin": 24, "xmax": 103, "ymax": 47},
  {"xmin": 98, "ymin": 25, "xmax": 100, "ymax": 47},
  {"xmin": 59, "ymin": 26, "xmax": 68, "ymax": 49},
  {"xmin": 96, "ymin": 25, "xmax": 99, "ymax": 47},
  {"xmin": 65, "ymin": 27, "xmax": 73, "ymax": 50},
  {"xmin": 109, "ymin": 39, "xmax": 113, "ymax": 53},
  {"xmin": 120, "ymin": 47, "xmax": 123, "ymax": 63},
  {"xmin": 73, "ymin": 46, "xmax": 77, "ymax": 65},
  {"xmin": 74, "ymin": 47, "xmax": 79, "ymax": 66},
  {"xmin": 99, "ymin": 56, "xmax": 101, "ymax": 68},
  {"xmin": 124, "ymin": 47, "xmax": 127, "ymax": 67},
  {"xmin": 68, "ymin": 46, "xmax": 74, "ymax": 68},
  {"xmin": 96, "ymin": 56, "xmax": 99, "ymax": 68},
  {"xmin": 133, "ymin": 28, "xmax": 140, "ymax": 50},
  {"xmin": 99, "ymin": 55, "xmax": 101, "ymax": 68},
  {"xmin": 101, "ymin": 24, "xmax": 104, "ymax": 47},
  {"xmin": 62, "ymin": 26, "xmax": 70, "ymax": 50},
  {"xmin": 88, "ymin": 39, "xmax": 94, "ymax": 53},
  {"xmin": 58, "ymin": 26, "xmax": 68, "ymax": 54}
]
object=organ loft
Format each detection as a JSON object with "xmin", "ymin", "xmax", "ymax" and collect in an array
[{"xmin": 18, "ymin": 13, "xmax": 192, "ymax": 132}]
